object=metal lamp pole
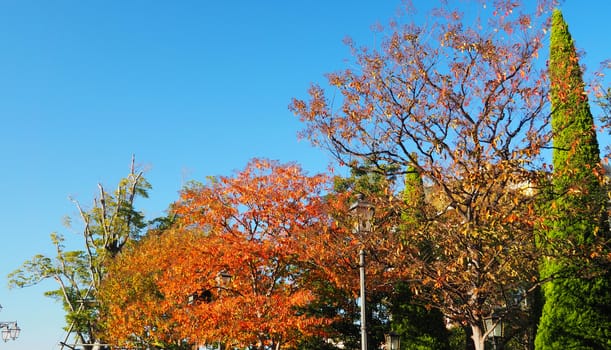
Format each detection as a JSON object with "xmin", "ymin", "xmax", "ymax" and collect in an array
[
  {"xmin": 350, "ymin": 194, "xmax": 374, "ymax": 350},
  {"xmin": 217, "ymin": 271, "xmax": 232, "ymax": 350},
  {"xmin": 359, "ymin": 248, "xmax": 367, "ymax": 350}
]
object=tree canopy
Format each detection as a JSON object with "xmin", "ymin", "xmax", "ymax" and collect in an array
[
  {"xmin": 100, "ymin": 159, "xmax": 335, "ymax": 349},
  {"xmin": 9, "ymin": 157, "xmax": 151, "ymax": 348},
  {"xmin": 290, "ymin": 1, "xmax": 607, "ymax": 349},
  {"xmin": 10, "ymin": 2, "xmax": 611, "ymax": 350}
]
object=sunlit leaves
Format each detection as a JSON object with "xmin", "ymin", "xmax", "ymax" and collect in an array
[
  {"xmin": 101, "ymin": 159, "xmax": 333, "ymax": 349},
  {"xmin": 9, "ymin": 159, "xmax": 151, "ymax": 347},
  {"xmin": 290, "ymin": 1, "xmax": 558, "ymax": 348}
]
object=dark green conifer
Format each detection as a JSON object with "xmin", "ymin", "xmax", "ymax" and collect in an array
[{"xmin": 535, "ymin": 9, "xmax": 611, "ymax": 349}]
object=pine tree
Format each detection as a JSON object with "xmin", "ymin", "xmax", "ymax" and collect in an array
[{"xmin": 535, "ymin": 9, "xmax": 611, "ymax": 349}]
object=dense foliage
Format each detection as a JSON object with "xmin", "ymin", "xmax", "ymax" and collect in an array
[
  {"xmin": 10, "ymin": 2, "xmax": 611, "ymax": 350},
  {"xmin": 535, "ymin": 9, "xmax": 611, "ymax": 349},
  {"xmin": 100, "ymin": 159, "xmax": 335, "ymax": 349},
  {"xmin": 290, "ymin": 1, "xmax": 560, "ymax": 349}
]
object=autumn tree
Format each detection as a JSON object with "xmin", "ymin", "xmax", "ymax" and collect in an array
[
  {"xmin": 535, "ymin": 9, "xmax": 611, "ymax": 349},
  {"xmin": 290, "ymin": 1, "xmax": 568, "ymax": 349},
  {"xmin": 598, "ymin": 61, "xmax": 611, "ymax": 151},
  {"xmin": 388, "ymin": 166, "xmax": 452, "ymax": 350},
  {"xmin": 100, "ymin": 159, "xmax": 334, "ymax": 350},
  {"xmin": 323, "ymin": 163, "xmax": 452, "ymax": 350},
  {"xmin": 600, "ymin": 87, "xmax": 611, "ymax": 129},
  {"xmin": 310, "ymin": 165, "xmax": 415, "ymax": 350},
  {"xmin": 289, "ymin": 168, "xmax": 379, "ymax": 350},
  {"xmin": 99, "ymin": 226, "xmax": 195, "ymax": 350},
  {"xmin": 8, "ymin": 157, "xmax": 151, "ymax": 349}
]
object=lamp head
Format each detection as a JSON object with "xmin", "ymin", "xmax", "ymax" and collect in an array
[
  {"xmin": 385, "ymin": 331, "xmax": 400, "ymax": 350},
  {"xmin": 349, "ymin": 193, "xmax": 375, "ymax": 234}
]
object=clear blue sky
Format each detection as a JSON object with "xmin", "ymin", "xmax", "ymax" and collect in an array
[{"xmin": 0, "ymin": 1, "xmax": 608, "ymax": 349}]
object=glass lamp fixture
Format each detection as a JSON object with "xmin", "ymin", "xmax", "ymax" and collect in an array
[{"xmin": 385, "ymin": 331, "xmax": 401, "ymax": 350}]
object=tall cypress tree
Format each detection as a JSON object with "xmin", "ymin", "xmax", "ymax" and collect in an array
[{"xmin": 535, "ymin": 9, "xmax": 611, "ymax": 349}]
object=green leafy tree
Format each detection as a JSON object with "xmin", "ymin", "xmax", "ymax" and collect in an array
[
  {"xmin": 8, "ymin": 158, "xmax": 151, "ymax": 349},
  {"xmin": 391, "ymin": 166, "xmax": 451, "ymax": 350},
  {"xmin": 390, "ymin": 282, "xmax": 451, "ymax": 350},
  {"xmin": 535, "ymin": 9, "xmax": 611, "ymax": 349}
]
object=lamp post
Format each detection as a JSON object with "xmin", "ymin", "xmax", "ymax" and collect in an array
[
  {"xmin": 483, "ymin": 312, "xmax": 504, "ymax": 350},
  {"xmin": 349, "ymin": 194, "xmax": 374, "ymax": 350},
  {"xmin": 385, "ymin": 331, "xmax": 401, "ymax": 350},
  {"xmin": 188, "ymin": 271, "xmax": 232, "ymax": 350},
  {"xmin": 216, "ymin": 271, "xmax": 232, "ymax": 350},
  {"xmin": 0, "ymin": 304, "xmax": 20, "ymax": 342},
  {"xmin": 217, "ymin": 271, "xmax": 232, "ymax": 290}
]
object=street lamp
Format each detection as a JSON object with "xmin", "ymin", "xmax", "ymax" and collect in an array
[
  {"xmin": 385, "ymin": 331, "xmax": 401, "ymax": 350},
  {"xmin": 2, "ymin": 325, "xmax": 20, "ymax": 342},
  {"xmin": 0, "ymin": 304, "xmax": 20, "ymax": 342},
  {"xmin": 217, "ymin": 270, "xmax": 232, "ymax": 289},
  {"xmin": 483, "ymin": 312, "xmax": 504, "ymax": 350},
  {"xmin": 215, "ymin": 271, "xmax": 232, "ymax": 350},
  {"xmin": 349, "ymin": 194, "xmax": 374, "ymax": 350}
]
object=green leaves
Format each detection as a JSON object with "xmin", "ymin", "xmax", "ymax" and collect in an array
[
  {"xmin": 536, "ymin": 9, "xmax": 611, "ymax": 350},
  {"xmin": 8, "ymin": 254, "xmax": 54, "ymax": 288},
  {"xmin": 8, "ymin": 159, "xmax": 152, "ymax": 347}
]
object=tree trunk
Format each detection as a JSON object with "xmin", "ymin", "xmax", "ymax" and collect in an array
[{"xmin": 470, "ymin": 324, "xmax": 486, "ymax": 350}]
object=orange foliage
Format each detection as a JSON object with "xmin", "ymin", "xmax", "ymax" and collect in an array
[
  {"xmin": 290, "ymin": 1, "xmax": 559, "ymax": 348},
  {"xmin": 101, "ymin": 159, "xmax": 336, "ymax": 349}
]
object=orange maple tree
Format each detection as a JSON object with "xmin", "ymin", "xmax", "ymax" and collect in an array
[
  {"xmin": 100, "ymin": 159, "xmax": 339, "ymax": 349},
  {"xmin": 99, "ymin": 227, "xmax": 192, "ymax": 349}
]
